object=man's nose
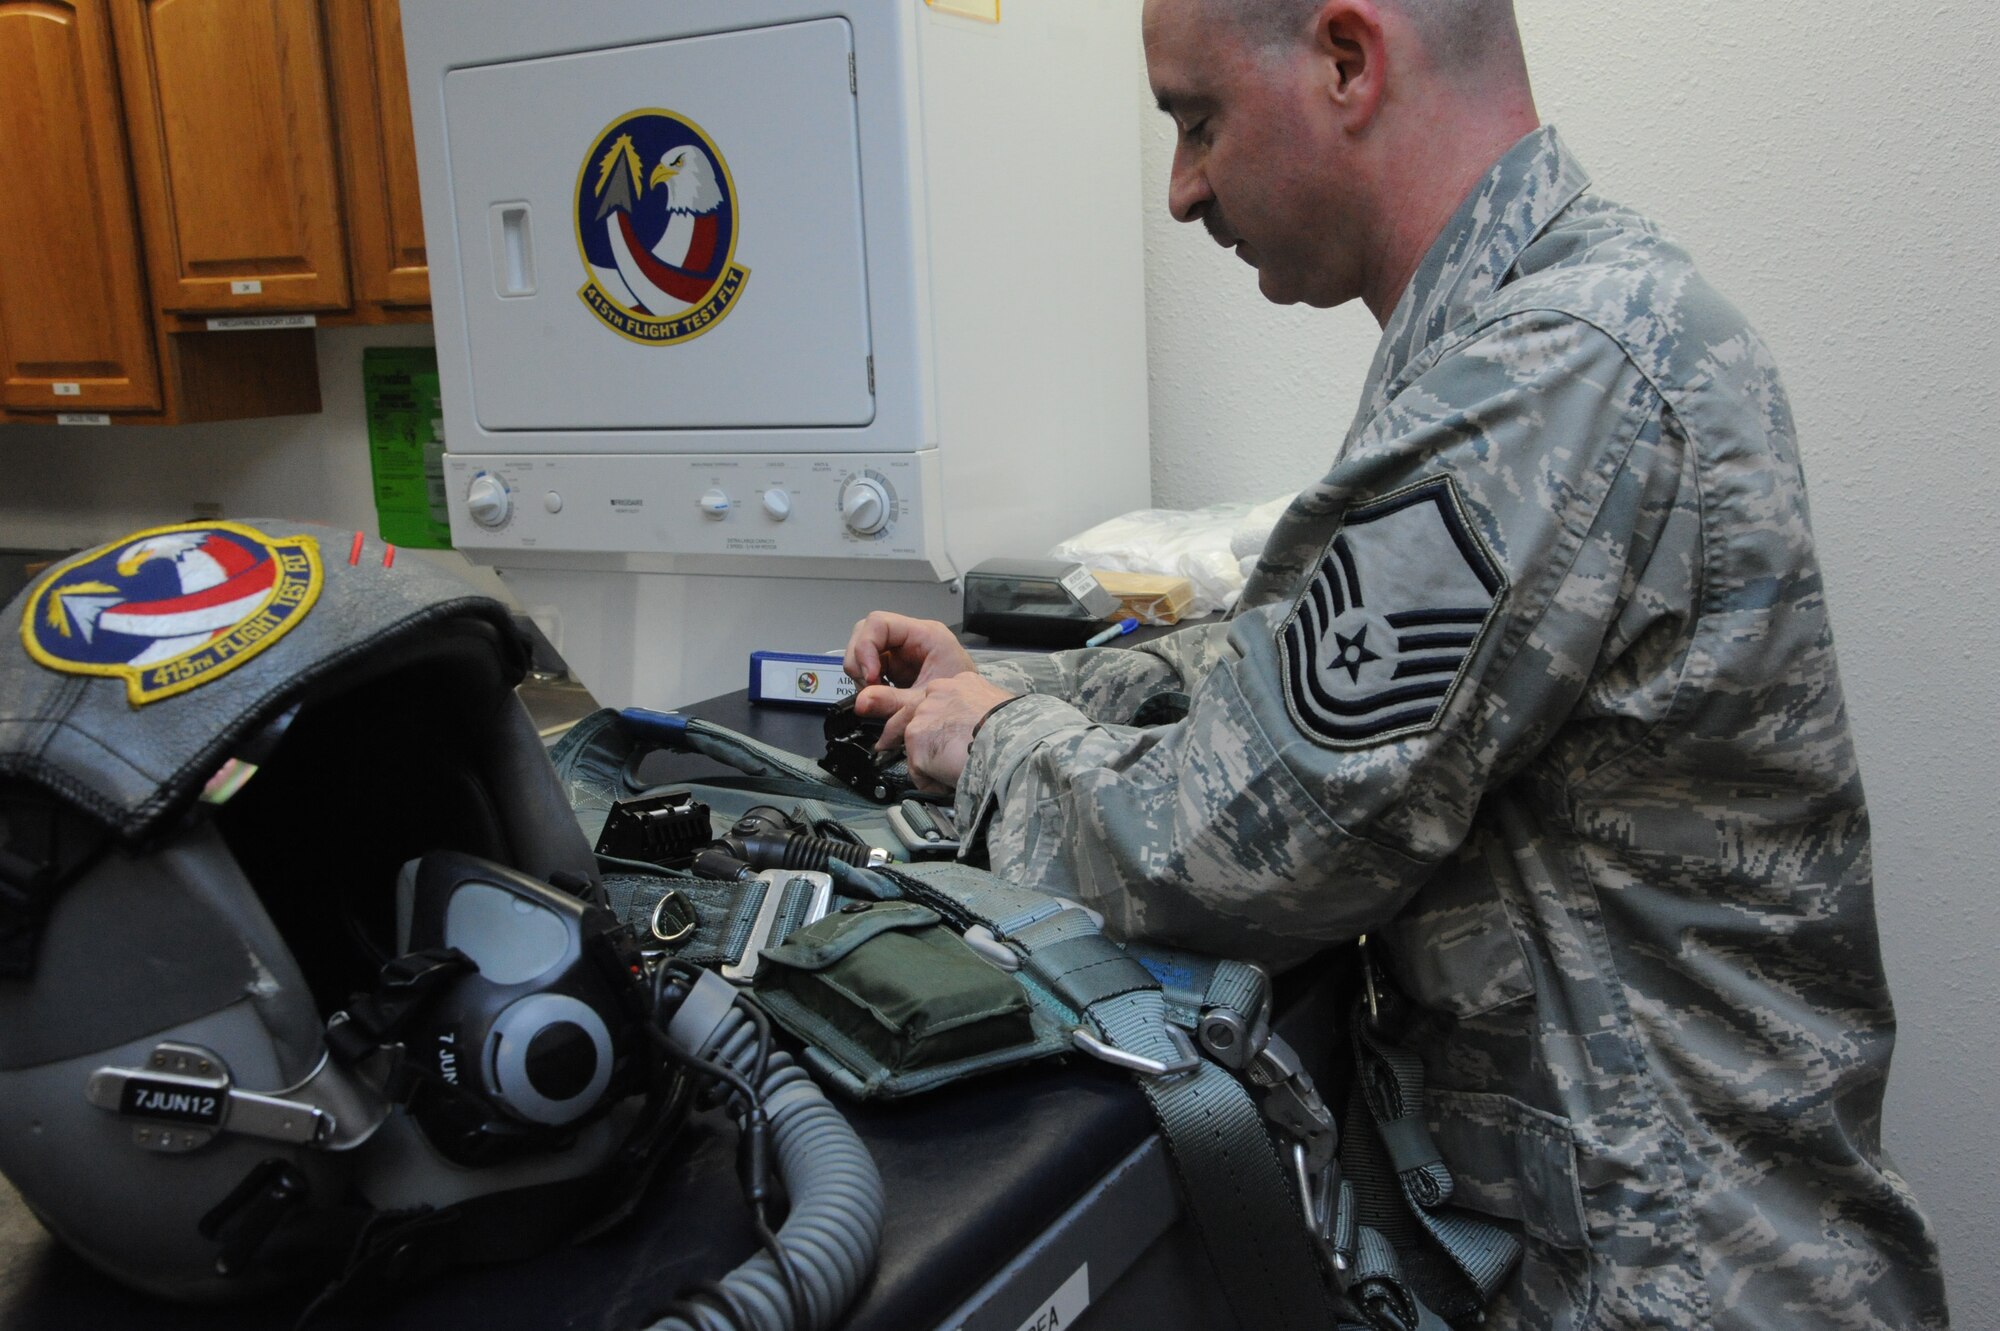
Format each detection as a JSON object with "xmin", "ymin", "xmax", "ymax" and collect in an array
[{"xmin": 1168, "ymin": 146, "xmax": 1211, "ymax": 224}]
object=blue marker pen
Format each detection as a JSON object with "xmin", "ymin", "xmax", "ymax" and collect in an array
[{"xmin": 1084, "ymin": 617, "xmax": 1140, "ymax": 648}]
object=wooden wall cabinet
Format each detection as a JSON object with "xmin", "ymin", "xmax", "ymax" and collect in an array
[
  {"xmin": 114, "ymin": 0, "xmax": 352, "ymax": 314},
  {"xmin": 0, "ymin": 0, "xmax": 163, "ymax": 414},
  {"xmin": 326, "ymin": 0, "xmax": 430, "ymax": 316},
  {"xmin": 0, "ymin": 0, "xmax": 429, "ymax": 425}
]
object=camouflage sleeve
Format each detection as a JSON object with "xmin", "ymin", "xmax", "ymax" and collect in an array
[
  {"xmin": 954, "ymin": 311, "xmax": 1687, "ymax": 971},
  {"xmin": 970, "ymin": 617, "xmax": 1238, "ymax": 724}
]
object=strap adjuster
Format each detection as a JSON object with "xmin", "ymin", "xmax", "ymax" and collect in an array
[{"xmin": 1070, "ymin": 1025, "xmax": 1200, "ymax": 1077}]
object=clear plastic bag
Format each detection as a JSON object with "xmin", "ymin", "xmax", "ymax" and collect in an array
[{"xmin": 1049, "ymin": 495, "xmax": 1295, "ymax": 617}]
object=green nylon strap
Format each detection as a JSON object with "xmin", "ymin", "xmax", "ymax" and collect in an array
[
  {"xmin": 603, "ymin": 873, "xmax": 769, "ymax": 968},
  {"xmin": 1021, "ymin": 934, "xmax": 1160, "ymax": 1012},
  {"xmin": 548, "ymin": 709, "xmax": 644, "ymax": 828},
  {"xmin": 1344, "ymin": 1226, "xmax": 1456, "ymax": 1331},
  {"xmin": 1349, "ymin": 1001, "xmax": 1522, "ymax": 1306},
  {"xmin": 893, "ymin": 863, "xmax": 1338, "ymax": 1330},
  {"xmin": 555, "ymin": 723, "xmax": 1342, "ymax": 1330},
  {"xmin": 1091, "ymin": 989, "xmax": 1338, "ymax": 1331},
  {"xmin": 1205, "ymin": 959, "xmax": 1270, "ymax": 1022},
  {"xmin": 549, "ymin": 708, "xmax": 862, "ymax": 826},
  {"xmin": 1376, "ymin": 1115, "xmax": 1444, "ymax": 1180},
  {"xmin": 673, "ymin": 716, "xmax": 860, "ymax": 800}
]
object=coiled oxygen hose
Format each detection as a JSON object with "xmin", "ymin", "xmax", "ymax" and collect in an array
[{"xmin": 650, "ymin": 968, "xmax": 884, "ymax": 1331}]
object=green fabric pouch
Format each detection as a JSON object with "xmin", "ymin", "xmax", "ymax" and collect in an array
[{"xmin": 752, "ymin": 901, "xmax": 1065, "ymax": 1099}]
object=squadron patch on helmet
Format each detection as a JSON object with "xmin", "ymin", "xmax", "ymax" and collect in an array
[
  {"xmin": 1279, "ymin": 478, "xmax": 1505, "ymax": 748},
  {"xmin": 22, "ymin": 522, "xmax": 322, "ymax": 707}
]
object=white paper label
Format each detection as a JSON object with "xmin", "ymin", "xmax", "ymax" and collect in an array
[
  {"xmin": 1059, "ymin": 565, "xmax": 1100, "ymax": 604},
  {"xmin": 206, "ymin": 314, "xmax": 316, "ymax": 331},
  {"xmin": 1012, "ymin": 1264, "xmax": 1088, "ymax": 1331},
  {"xmin": 757, "ymin": 655, "xmax": 856, "ymax": 705},
  {"xmin": 57, "ymin": 413, "xmax": 112, "ymax": 426},
  {"xmin": 230, "ymin": 279, "xmax": 263, "ymax": 295},
  {"xmin": 52, "ymin": 382, "xmax": 81, "ymax": 396},
  {"xmin": 207, "ymin": 311, "xmax": 316, "ymax": 329}
]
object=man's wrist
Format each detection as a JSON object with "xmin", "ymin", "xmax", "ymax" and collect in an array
[{"xmin": 970, "ymin": 693, "xmax": 1031, "ymax": 741}]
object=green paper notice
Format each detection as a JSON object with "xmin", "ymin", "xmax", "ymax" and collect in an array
[{"xmin": 364, "ymin": 346, "xmax": 454, "ymax": 549}]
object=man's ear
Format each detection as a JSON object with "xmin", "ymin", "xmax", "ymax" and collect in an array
[{"xmin": 1311, "ymin": 0, "xmax": 1389, "ymax": 129}]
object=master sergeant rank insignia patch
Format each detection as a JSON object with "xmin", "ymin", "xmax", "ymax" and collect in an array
[
  {"xmin": 21, "ymin": 522, "xmax": 322, "ymax": 707},
  {"xmin": 1278, "ymin": 477, "xmax": 1506, "ymax": 748}
]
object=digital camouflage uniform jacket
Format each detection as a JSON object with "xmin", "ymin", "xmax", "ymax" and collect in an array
[{"xmin": 955, "ymin": 128, "xmax": 1948, "ymax": 1329}]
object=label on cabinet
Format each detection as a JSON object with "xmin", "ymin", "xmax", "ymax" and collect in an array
[
  {"xmin": 230, "ymin": 280, "xmax": 264, "ymax": 295},
  {"xmin": 52, "ymin": 383, "xmax": 81, "ymax": 396},
  {"xmin": 57, "ymin": 414, "xmax": 112, "ymax": 426},
  {"xmin": 206, "ymin": 315, "xmax": 318, "ymax": 331}
]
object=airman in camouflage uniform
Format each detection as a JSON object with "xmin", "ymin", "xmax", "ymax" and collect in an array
[{"xmin": 849, "ymin": 2, "xmax": 1949, "ymax": 1327}]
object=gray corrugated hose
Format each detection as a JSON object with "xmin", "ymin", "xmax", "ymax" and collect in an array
[{"xmin": 652, "ymin": 970, "xmax": 884, "ymax": 1331}]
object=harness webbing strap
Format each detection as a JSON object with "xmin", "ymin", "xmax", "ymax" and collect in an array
[
  {"xmin": 603, "ymin": 874, "xmax": 770, "ymax": 968},
  {"xmin": 1204, "ymin": 960, "xmax": 1269, "ymax": 1024},
  {"xmin": 1020, "ymin": 934, "xmax": 1159, "ymax": 1011},
  {"xmin": 547, "ymin": 709, "xmax": 642, "ymax": 820},
  {"xmin": 1339, "ymin": 1225, "xmax": 1456, "ymax": 1331},
  {"xmin": 1085, "ymin": 986, "xmax": 1336, "ymax": 1331},
  {"xmin": 555, "ymin": 716, "xmax": 1341, "ymax": 1329},
  {"xmin": 1351, "ymin": 1009, "xmax": 1520, "ymax": 1303},
  {"xmin": 625, "ymin": 709, "xmax": 862, "ymax": 801},
  {"xmin": 895, "ymin": 868, "xmax": 1336, "ymax": 1331}
]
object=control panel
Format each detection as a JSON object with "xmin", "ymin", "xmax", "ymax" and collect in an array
[{"xmin": 444, "ymin": 451, "xmax": 939, "ymax": 570}]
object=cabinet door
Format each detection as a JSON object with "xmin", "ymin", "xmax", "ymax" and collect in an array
[
  {"xmin": 113, "ymin": 0, "xmax": 350, "ymax": 312},
  {"xmin": 0, "ymin": 0, "xmax": 161, "ymax": 411},
  {"xmin": 326, "ymin": 0, "xmax": 427, "ymax": 310}
]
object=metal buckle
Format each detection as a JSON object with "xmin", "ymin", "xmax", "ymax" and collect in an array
[
  {"xmin": 648, "ymin": 890, "xmax": 698, "ymax": 945},
  {"xmin": 1359, "ymin": 932, "xmax": 1382, "ymax": 1025},
  {"xmin": 722, "ymin": 870, "xmax": 832, "ymax": 983},
  {"xmin": 1070, "ymin": 1024, "xmax": 1201, "ymax": 1078}
]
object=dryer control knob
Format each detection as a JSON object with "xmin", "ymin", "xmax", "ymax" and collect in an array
[
  {"xmin": 467, "ymin": 474, "xmax": 511, "ymax": 529},
  {"xmin": 762, "ymin": 488, "xmax": 792, "ymax": 522},
  {"xmin": 699, "ymin": 489, "xmax": 732, "ymax": 519},
  {"xmin": 840, "ymin": 478, "xmax": 890, "ymax": 536}
]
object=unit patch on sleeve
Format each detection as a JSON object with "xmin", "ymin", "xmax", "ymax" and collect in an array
[
  {"xmin": 21, "ymin": 522, "xmax": 322, "ymax": 707},
  {"xmin": 1278, "ymin": 477, "xmax": 1506, "ymax": 749}
]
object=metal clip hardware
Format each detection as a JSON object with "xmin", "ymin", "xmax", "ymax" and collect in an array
[
  {"xmin": 1222, "ymin": 1021, "xmax": 1350, "ymax": 1273},
  {"xmin": 647, "ymin": 889, "xmax": 698, "ymax": 946},
  {"xmin": 721, "ymin": 869, "xmax": 833, "ymax": 983},
  {"xmin": 1196, "ymin": 986, "xmax": 1274, "ymax": 1072},
  {"xmin": 1070, "ymin": 1025, "xmax": 1201, "ymax": 1078},
  {"xmin": 1298, "ymin": 1146, "xmax": 1357, "ymax": 1274},
  {"xmin": 1359, "ymin": 932, "xmax": 1382, "ymax": 1025},
  {"xmin": 1249, "ymin": 1033, "xmax": 1338, "ymax": 1173},
  {"xmin": 961, "ymin": 924, "xmax": 1022, "ymax": 973},
  {"xmin": 85, "ymin": 1042, "xmax": 335, "ymax": 1153}
]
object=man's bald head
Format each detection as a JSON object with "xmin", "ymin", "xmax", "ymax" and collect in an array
[
  {"xmin": 1149, "ymin": 0, "xmax": 1539, "ymax": 319},
  {"xmin": 1211, "ymin": 0, "xmax": 1526, "ymax": 80}
]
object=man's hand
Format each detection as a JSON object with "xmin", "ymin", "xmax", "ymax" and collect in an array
[
  {"xmin": 855, "ymin": 674, "xmax": 1017, "ymax": 793},
  {"xmin": 844, "ymin": 612, "xmax": 979, "ymax": 689}
]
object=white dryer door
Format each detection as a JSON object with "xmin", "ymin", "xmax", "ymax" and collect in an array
[{"xmin": 443, "ymin": 18, "xmax": 875, "ymax": 435}]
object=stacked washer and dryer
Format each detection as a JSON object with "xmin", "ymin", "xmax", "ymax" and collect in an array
[{"xmin": 401, "ymin": 0, "xmax": 1152, "ymax": 710}]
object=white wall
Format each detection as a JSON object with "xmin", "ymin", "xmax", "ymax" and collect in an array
[
  {"xmin": 0, "ymin": 325, "xmax": 501, "ymax": 598},
  {"xmin": 1139, "ymin": 2, "xmax": 2000, "ymax": 1323}
]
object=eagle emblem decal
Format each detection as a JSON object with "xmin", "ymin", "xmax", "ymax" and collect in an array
[
  {"xmin": 574, "ymin": 108, "xmax": 751, "ymax": 346},
  {"xmin": 22, "ymin": 522, "xmax": 321, "ymax": 707},
  {"xmin": 1278, "ymin": 478, "xmax": 1506, "ymax": 748}
]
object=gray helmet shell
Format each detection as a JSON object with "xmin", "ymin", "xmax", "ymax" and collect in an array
[{"xmin": 0, "ymin": 521, "xmax": 605, "ymax": 1300}]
